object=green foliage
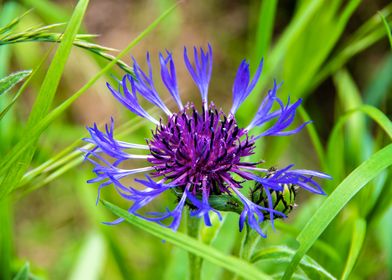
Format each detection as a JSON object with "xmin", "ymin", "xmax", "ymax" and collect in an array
[
  {"xmin": 340, "ymin": 218, "xmax": 366, "ymax": 280},
  {"xmin": 0, "ymin": 2, "xmax": 178, "ymax": 198},
  {"xmin": 0, "ymin": 0, "xmax": 391, "ymax": 279},
  {"xmin": 12, "ymin": 262, "xmax": 29, "ymax": 280},
  {"xmin": 252, "ymin": 246, "xmax": 335, "ymax": 280},
  {"xmin": 283, "ymin": 144, "xmax": 392, "ymax": 279},
  {"xmin": 379, "ymin": 11, "xmax": 392, "ymax": 48},
  {"xmin": 101, "ymin": 200, "xmax": 272, "ymax": 280},
  {"xmin": 0, "ymin": 0, "xmax": 89, "ymax": 200}
]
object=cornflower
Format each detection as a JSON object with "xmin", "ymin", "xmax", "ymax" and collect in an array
[{"xmin": 83, "ymin": 45, "xmax": 331, "ymax": 237}]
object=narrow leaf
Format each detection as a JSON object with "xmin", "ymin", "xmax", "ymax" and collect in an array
[
  {"xmin": 379, "ymin": 11, "xmax": 392, "ymax": 48},
  {"xmin": 252, "ymin": 246, "xmax": 336, "ymax": 280},
  {"xmin": 282, "ymin": 143, "xmax": 392, "ymax": 279},
  {"xmin": 12, "ymin": 262, "xmax": 29, "ymax": 280},
  {"xmin": 101, "ymin": 200, "xmax": 271, "ymax": 280},
  {"xmin": 0, "ymin": 2, "xmax": 179, "ymax": 201},
  {"xmin": 253, "ymin": 0, "xmax": 278, "ymax": 60},
  {"xmin": 0, "ymin": 0, "xmax": 89, "ymax": 199},
  {"xmin": 340, "ymin": 218, "xmax": 366, "ymax": 280},
  {"xmin": 312, "ymin": 4, "xmax": 392, "ymax": 90}
]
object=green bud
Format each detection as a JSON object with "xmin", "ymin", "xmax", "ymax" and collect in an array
[{"xmin": 250, "ymin": 168, "xmax": 297, "ymax": 218}]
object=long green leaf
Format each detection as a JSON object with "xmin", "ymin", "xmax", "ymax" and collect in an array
[
  {"xmin": 246, "ymin": 0, "xmax": 324, "ymax": 105},
  {"xmin": 379, "ymin": 11, "xmax": 392, "ymax": 48},
  {"xmin": 0, "ymin": 198, "xmax": 13, "ymax": 280},
  {"xmin": 282, "ymin": 143, "xmax": 392, "ymax": 279},
  {"xmin": 333, "ymin": 69, "xmax": 365, "ymax": 163},
  {"xmin": 0, "ymin": 0, "xmax": 89, "ymax": 199},
  {"xmin": 12, "ymin": 262, "xmax": 29, "ymax": 280},
  {"xmin": 298, "ymin": 106, "xmax": 326, "ymax": 170},
  {"xmin": 101, "ymin": 200, "xmax": 271, "ymax": 280},
  {"xmin": 252, "ymin": 0, "xmax": 277, "ymax": 61},
  {"xmin": 340, "ymin": 218, "xmax": 366, "ymax": 280},
  {"xmin": 327, "ymin": 104, "xmax": 392, "ymax": 182},
  {"xmin": 27, "ymin": 3, "xmax": 89, "ymax": 128},
  {"xmin": 312, "ymin": 4, "xmax": 392, "ymax": 90},
  {"xmin": 0, "ymin": 2, "xmax": 178, "ymax": 201},
  {"xmin": 327, "ymin": 105, "xmax": 392, "ymax": 159},
  {"xmin": 251, "ymin": 246, "xmax": 336, "ymax": 280}
]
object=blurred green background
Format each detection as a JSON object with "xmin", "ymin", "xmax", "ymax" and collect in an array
[{"xmin": 0, "ymin": 0, "xmax": 391, "ymax": 279}]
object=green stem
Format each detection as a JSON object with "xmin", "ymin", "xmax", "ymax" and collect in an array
[
  {"xmin": 187, "ymin": 213, "xmax": 202, "ymax": 280},
  {"xmin": 0, "ymin": 198, "xmax": 13, "ymax": 280},
  {"xmin": 233, "ymin": 224, "xmax": 261, "ymax": 280},
  {"xmin": 240, "ymin": 223, "xmax": 261, "ymax": 261}
]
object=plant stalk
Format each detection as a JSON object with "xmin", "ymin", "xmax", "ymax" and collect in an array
[
  {"xmin": 233, "ymin": 223, "xmax": 261, "ymax": 280},
  {"xmin": 187, "ymin": 213, "xmax": 202, "ymax": 280}
]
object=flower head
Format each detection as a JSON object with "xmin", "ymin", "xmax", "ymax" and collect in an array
[{"xmin": 83, "ymin": 45, "xmax": 331, "ymax": 236}]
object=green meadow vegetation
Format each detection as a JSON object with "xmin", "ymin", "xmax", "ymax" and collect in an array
[{"xmin": 0, "ymin": 0, "xmax": 391, "ymax": 279}]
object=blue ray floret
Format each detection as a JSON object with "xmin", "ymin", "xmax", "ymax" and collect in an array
[
  {"xmin": 230, "ymin": 58, "xmax": 263, "ymax": 115},
  {"xmin": 83, "ymin": 45, "xmax": 331, "ymax": 236},
  {"xmin": 160, "ymin": 51, "xmax": 183, "ymax": 110},
  {"xmin": 184, "ymin": 44, "xmax": 213, "ymax": 108}
]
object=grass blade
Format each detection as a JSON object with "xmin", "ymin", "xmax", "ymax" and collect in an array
[
  {"xmin": 312, "ymin": 4, "xmax": 392, "ymax": 90},
  {"xmin": 340, "ymin": 218, "xmax": 366, "ymax": 280},
  {"xmin": 0, "ymin": 199, "xmax": 13, "ymax": 280},
  {"xmin": 101, "ymin": 200, "xmax": 271, "ymax": 280},
  {"xmin": 251, "ymin": 246, "xmax": 336, "ymax": 280},
  {"xmin": 26, "ymin": 1, "xmax": 89, "ymax": 128},
  {"xmin": 252, "ymin": 0, "xmax": 278, "ymax": 61},
  {"xmin": 379, "ymin": 11, "xmax": 392, "ymax": 48},
  {"xmin": 0, "ymin": 0, "xmax": 89, "ymax": 199},
  {"xmin": 364, "ymin": 54, "xmax": 392, "ymax": 106},
  {"xmin": 282, "ymin": 143, "xmax": 392, "ymax": 279},
  {"xmin": 333, "ymin": 69, "xmax": 365, "ymax": 161},
  {"xmin": 298, "ymin": 106, "xmax": 326, "ymax": 170},
  {"xmin": 12, "ymin": 262, "xmax": 29, "ymax": 280},
  {"xmin": 326, "ymin": 104, "xmax": 392, "ymax": 182},
  {"xmin": 327, "ymin": 105, "xmax": 392, "ymax": 159}
]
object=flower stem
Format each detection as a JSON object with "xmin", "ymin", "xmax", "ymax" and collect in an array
[
  {"xmin": 233, "ymin": 223, "xmax": 261, "ymax": 280},
  {"xmin": 239, "ymin": 223, "xmax": 261, "ymax": 261},
  {"xmin": 187, "ymin": 213, "xmax": 202, "ymax": 280}
]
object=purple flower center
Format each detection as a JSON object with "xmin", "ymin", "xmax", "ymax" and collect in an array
[{"xmin": 148, "ymin": 102, "xmax": 255, "ymax": 195}]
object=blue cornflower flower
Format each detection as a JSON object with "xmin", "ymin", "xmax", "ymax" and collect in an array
[{"xmin": 83, "ymin": 45, "xmax": 331, "ymax": 237}]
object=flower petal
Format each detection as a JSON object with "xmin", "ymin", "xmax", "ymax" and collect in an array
[
  {"xmin": 230, "ymin": 58, "xmax": 263, "ymax": 115},
  {"xmin": 160, "ymin": 51, "xmax": 183, "ymax": 110},
  {"xmin": 132, "ymin": 53, "xmax": 172, "ymax": 115},
  {"xmin": 184, "ymin": 44, "xmax": 213, "ymax": 106},
  {"xmin": 107, "ymin": 76, "xmax": 159, "ymax": 124}
]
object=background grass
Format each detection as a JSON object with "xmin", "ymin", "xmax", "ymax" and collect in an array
[{"xmin": 0, "ymin": 0, "xmax": 391, "ymax": 279}]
